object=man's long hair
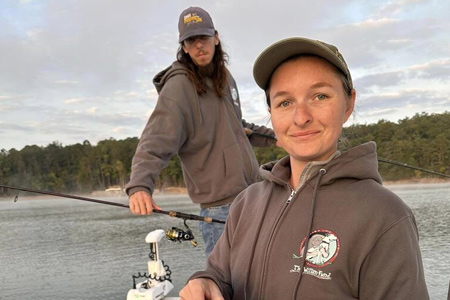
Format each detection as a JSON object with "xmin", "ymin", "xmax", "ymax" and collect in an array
[{"xmin": 177, "ymin": 32, "xmax": 229, "ymax": 97}]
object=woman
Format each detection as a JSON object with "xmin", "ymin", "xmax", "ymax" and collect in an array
[{"xmin": 179, "ymin": 37, "xmax": 429, "ymax": 299}]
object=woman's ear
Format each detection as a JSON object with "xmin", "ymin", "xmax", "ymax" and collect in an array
[{"xmin": 344, "ymin": 89, "xmax": 356, "ymax": 123}]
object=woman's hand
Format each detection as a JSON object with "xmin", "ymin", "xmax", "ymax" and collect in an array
[{"xmin": 179, "ymin": 278, "xmax": 224, "ymax": 300}]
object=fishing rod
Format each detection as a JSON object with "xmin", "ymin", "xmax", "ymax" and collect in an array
[
  {"xmin": 377, "ymin": 158, "xmax": 450, "ymax": 179},
  {"xmin": 0, "ymin": 184, "xmax": 225, "ymax": 224},
  {"xmin": 244, "ymin": 128, "xmax": 276, "ymax": 139},
  {"xmin": 244, "ymin": 128, "xmax": 450, "ymax": 179}
]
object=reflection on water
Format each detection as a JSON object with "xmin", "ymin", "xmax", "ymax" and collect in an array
[
  {"xmin": 386, "ymin": 183, "xmax": 450, "ymax": 300},
  {"xmin": 0, "ymin": 183, "xmax": 449, "ymax": 299},
  {"xmin": 0, "ymin": 194, "xmax": 205, "ymax": 300}
]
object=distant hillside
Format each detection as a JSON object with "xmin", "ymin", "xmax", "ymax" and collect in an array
[{"xmin": 1, "ymin": 112, "xmax": 449, "ymax": 195}]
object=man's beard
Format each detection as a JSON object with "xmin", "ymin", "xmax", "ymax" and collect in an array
[{"xmin": 198, "ymin": 62, "xmax": 214, "ymax": 78}]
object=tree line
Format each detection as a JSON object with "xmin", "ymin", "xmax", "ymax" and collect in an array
[{"xmin": 1, "ymin": 112, "xmax": 449, "ymax": 196}]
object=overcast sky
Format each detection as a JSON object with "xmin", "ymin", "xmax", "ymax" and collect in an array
[{"xmin": 1, "ymin": 0, "xmax": 449, "ymax": 150}]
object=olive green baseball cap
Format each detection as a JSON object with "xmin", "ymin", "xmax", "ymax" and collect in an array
[{"xmin": 253, "ymin": 37, "xmax": 353, "ymax": 90}]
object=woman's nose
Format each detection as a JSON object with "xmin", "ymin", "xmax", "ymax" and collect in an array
[{"xmin": 293, "ymin": 102, "xmax": 312, "ymax": 126}]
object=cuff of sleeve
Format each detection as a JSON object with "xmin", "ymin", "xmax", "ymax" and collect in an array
[{"xmin": 126, "ymin": 186, "xmax": 152, "ymax": 197}]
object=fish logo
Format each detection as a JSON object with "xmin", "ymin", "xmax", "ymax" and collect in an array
[{"xmin": 296, "ymin": 229, "xmax": 340, "ymax": 268}]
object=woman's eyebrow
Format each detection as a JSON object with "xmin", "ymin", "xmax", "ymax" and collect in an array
[
  {"xmin": 271, "ymin": 90, "xmax": 290, "ymax": 99},
  {"xmin": 310, "ymin": 82, "xmax": 334, "ymax": 89}
]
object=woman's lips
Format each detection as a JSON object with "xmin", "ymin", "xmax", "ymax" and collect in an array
[{"xmin": 290, "ymin": 130, "xmax": 320, "ymax": 138}]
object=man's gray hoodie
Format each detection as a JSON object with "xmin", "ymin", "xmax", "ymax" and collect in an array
[{"xmin": 126, "ymin": 61, "xmax": 274, "ymax": 207}]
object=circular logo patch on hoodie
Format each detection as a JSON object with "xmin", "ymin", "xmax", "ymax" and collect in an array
[
  {"xmin": 230, "ymin": 86, "xmax": 239, "ymax": 104},
  {"xmin": 298, "ymin": 229, "xmax": 340, "ymax": 268}
]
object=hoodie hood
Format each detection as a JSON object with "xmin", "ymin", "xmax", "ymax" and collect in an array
[
  {"xmin": 152, "ymin": 61, "xmax": 205, "ymax": 124},
  {"xmin": 153, "ymin": 61, "xmax": 189, "ymax": 94},
  {"xmin": 260, "ymin": 142, "xmax": 382, "ymax": 188}
]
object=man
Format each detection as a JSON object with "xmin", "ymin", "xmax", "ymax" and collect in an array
[{"xmin": 125, "ymin": 6, "xmax": 275, "ymax": 255}]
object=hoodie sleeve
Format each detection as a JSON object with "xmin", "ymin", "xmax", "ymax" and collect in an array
[
  {"xmin": 359, "ymin": 215, "xmax": 429, "ymax": 299},
  {"xmin": 226, "ymin": 68, "xmax": 276, "ymax": 149},
  {"xmin": 242, "ymin": 119, "xmax": 277, "ymax": 148},
  {"xmin": 125, "ymin": 94, "xmax": 188, "ymax": 196}
]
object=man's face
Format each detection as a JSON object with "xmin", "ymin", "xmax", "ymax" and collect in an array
[{"xmin": 182, "ymin": 34, "xmax": 219, "ymax": 67}]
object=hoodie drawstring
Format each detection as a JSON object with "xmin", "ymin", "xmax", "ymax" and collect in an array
[{"xmin": 292, "ymin": 168, "xmax": 327, "ymax": 300}]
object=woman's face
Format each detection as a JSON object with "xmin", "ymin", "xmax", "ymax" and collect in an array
[{"xmin": 269, "ymin": 56, "xmax": 355, "ymax": 169}]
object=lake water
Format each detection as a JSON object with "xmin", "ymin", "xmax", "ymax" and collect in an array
[{"xmin": 0, "ymin": 183, "xmax": 449, "ymax": 300}]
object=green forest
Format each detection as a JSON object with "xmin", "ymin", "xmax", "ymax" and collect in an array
[{"xmin": 1, "ymin": 112, "xmax": 449, "ymax": 196}]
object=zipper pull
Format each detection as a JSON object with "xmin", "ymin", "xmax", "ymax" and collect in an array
[{"xmin": 286, "ymin": 189, "xmax": 295, "ymax": 203}]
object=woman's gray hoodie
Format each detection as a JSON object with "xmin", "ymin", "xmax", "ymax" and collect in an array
[
  {"xmin": 126, "ymin": 61, "xmax": 274, "ymax": 207},
  {"xmin": 190, "ymin": 142, "xmax": 429, "ymax": 299}
]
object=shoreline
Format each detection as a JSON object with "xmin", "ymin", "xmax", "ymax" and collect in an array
[
  {"xmin": 2, "ymin": 179, "xmax": 450, "ymax": 201},
  {"xmin": 383, "ymin": 178, "xmax": 450, "ymax": 185}
]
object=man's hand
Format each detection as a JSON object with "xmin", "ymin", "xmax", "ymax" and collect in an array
[
  {"xmin": 179, "ymin": 278, "xmax": 224, "ymax": 300},
  {"xmin": 129, "ymin": 191, "xmax": 161, "ymax": 215}
]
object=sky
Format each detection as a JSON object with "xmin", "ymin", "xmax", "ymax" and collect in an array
[{"xmin": 1, "ymin": 0, "xmax": 449, "ymax": 151}]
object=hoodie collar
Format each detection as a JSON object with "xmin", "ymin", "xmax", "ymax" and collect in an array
[
  {"xmin": 260, "ymin": 142, "xmax": 381, "ymax": 189},
  {"xmin": 295, "ymin": 151, "xmax": 340, "ymax": 190}
]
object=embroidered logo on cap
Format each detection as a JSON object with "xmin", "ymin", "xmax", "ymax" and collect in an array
[{"xmin": 184, "ymin": 13, "xmax": 203, "ymax": 26}]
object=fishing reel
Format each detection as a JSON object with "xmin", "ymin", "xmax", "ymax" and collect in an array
[{"xmin": 166, "ymin": 219, "xmax": 198, "ymax": 247}]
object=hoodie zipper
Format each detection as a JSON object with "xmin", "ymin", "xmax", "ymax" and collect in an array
[
  {"xmin": 286, "ymin": 188, "xmax": 295, "ymax": 203},
  {"xmin": 258, "ymin": 186, "xmax": 296, "ymax": 299}
]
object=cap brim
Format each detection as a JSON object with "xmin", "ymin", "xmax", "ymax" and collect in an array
[
  {"xmin": 179, "ymin": 28, "xmax": 215, "ymax": 43},
  {"xmin": 253, "ymin": 37, "xmax": 348, "ymax": 90}
]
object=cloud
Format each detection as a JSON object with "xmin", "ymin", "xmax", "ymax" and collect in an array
[
  {"xmin": 370, "ymin": 0, "xmax": 429, "ymax": 18},
  {"xmin": 0, "ymin": 95, "xmax": 18, "ymax": 100},
  {"xmin": 358, "ymin": 89, "xmax": 450, "ymax": 115},
  {"xmin": 86, "ymin": 107, "xmax": 98, "ymax": 114},
  {"xmin": 354, "ymin": 91, "xmax": 450, "ymax": 125},
  {"xmin": 0, "ymin": 121, "xmax": 36, "ymax": 133},
  {"xmin": 64, "ymin": 97, "xmax": 88, "ymax": 104},
  {"xmin": 53, "ymin": 80, "xmax": 81, "ymax": 86},
  {"xmin": 410, "ymin": 59, "xmax": 450, "ymax": 81},
  {"xmin": 111, "ymin": 127, "xmax": 126, "ymax": 133},
  {"xmin": 355, "ymin": 71, "xmax": 406, "ymax": 93},
  {"xmin": 1, "ymin": 0, "xmax": 450, "ymax": 150}
]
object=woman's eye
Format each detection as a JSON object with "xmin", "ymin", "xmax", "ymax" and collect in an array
[
  {"xmin": 317, "ymin": 94, "xmax": 327, "ymax": 100},
  {"xmin": 280, "ymin": 101, "xmax": 290, "ymax": 107}
]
